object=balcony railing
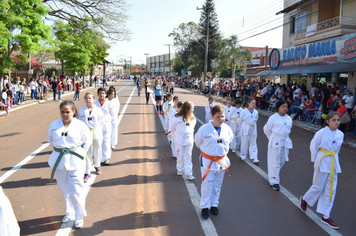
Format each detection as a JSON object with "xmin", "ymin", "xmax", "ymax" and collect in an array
[{"xmin": 296, "ymin": 16, "xmax": 356, "ymax": 38}]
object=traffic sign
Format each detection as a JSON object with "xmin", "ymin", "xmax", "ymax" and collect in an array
[
  {"xmin": 207, "ymin": 72, "xmax": 211, "ymax": 77},
  {"xmin": 188, "ymin": 71, "xmax": 191, "ymax": 76}
]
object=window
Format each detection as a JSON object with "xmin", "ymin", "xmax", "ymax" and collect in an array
[
  {"xmin": 290, "ymin": 16, "xmax": 296, "ymax": 34},
  {"xmin": 296, "ymin": 12, "xmax": 307, "ymax": 33}
]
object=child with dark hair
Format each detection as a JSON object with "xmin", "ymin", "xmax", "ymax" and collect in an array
[
  {"xmin": 229, "ymin": 99, "xmax": 243, "ymax": 152},
  {"xmin": 300, "ymin": 112, "xmax": 344, "ymax": 230},
  {"xmin": 204, "ymin": 97, "xmax": 214, "ymax": 123},
  {"xmin": 263, "ymin": 100, "xmax": 293, "ymax": 191}
]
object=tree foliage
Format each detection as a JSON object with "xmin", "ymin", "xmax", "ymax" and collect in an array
[
  {"xmin": 44, "ymin": 0, "xmax": 131, "ymax": 42},
  {"xmin": 168, "ymin": 22, "xmax": 201, "ymax": 53}
]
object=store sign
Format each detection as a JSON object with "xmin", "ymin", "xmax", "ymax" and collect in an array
[{"xmin": 272, "ymin": 32, "xmax": 356, "ymax": 69}]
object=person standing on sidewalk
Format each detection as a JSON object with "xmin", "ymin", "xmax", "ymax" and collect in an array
[
  {"xmin": 240, "ymin": 98, "xmax": 260, "ymax": 164},
  {"xmin": 57, "ymin": 81, "xmax": 63, "ymax": 102},
  {"xmin": 47, "ymin": 101, "xmax": 91, "ymax": 228},
  {"xmin": 78, "ymin": 92, "xmax": 104, "ymax": 182},
  {"xmin": 154, "ymin": 79, "xmax": 163, "ymax": 114},
  {"xmin": 263, "ymin": 100, "xmax": 293, "ymax": 191},
  {"xmin": 300, "ymin": 112, "xmax": 344, "ymax": 230},
  {"xmin": 195, "ymin": 105, "xmax": 233, "ymax": 219},
  {"xmin": 51, "ymin": 78, "xmax": 58, "ymax": 101},
  {"xmin": 137, "ymin": 78, "xmax": 141, "ymax": 97}
]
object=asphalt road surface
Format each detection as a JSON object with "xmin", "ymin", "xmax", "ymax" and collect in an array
[{"xmin": 0, "ymin": 80, "xmax": 355, "ymax": 236}]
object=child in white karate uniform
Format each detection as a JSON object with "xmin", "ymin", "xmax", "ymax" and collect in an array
[
  {"xmin": 263, "ymin": 100, "xmax": 293, "ymax": 191},
  {"xmin": 204, "ymin": 97, "xmax": 214, "ymax": 123},
  {"xmin": 107, "ymin": 88, "xmax": 120, "ymax": 149},
  {"xmin": 169, "ymin": 101, "xmax": 196, "ymax": 180},
  {"xmin": 240, "ymin": 98, "xmax": 260, "ymax": 164},
  {"xmin": 163, "ymin": 93, "xmax": 173, "ymax": 133},
  {"xmin": 167, "ymin": 96, "xmax": 180, "ymax": 158},
  {"xmin": 224, "ymin": 99, "xmax": 232, "ymax": 125},
  {"xmin": 229, "ymin": 99, "xmax": 243, "ymax": 152},
  {"xmin": 48, "ymin": 101, "xmax": 91, "ymax": 228},
  {"xmin": 300, "ymin": 112, "xmax": 344, "ymax": 230},
  {"xmin": 78, "ymin": 92, "xmax": 105, "ymax": 182},
  {"xmin": 195, "ymin": 105, "xmax": 233, "ymax": 220},
  {"xmin": 94, "ymin": 88, "xmax": 115, "ymax": 165},
  {"xmin": 0, "ymin": 186, "xmax": 20, "ymax": 236}
]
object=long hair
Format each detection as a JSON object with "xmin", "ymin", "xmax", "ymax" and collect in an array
[
  {"xmin": 109, "ymin": 86, "xmax": 117, "ymax": 97},
  {"xmin": 60, "ymin": 100, "xmax": 78, "ymax": 118},
  {"xmin": 175, "ymin": 101, "xmax": 195, "ymax": 122}
]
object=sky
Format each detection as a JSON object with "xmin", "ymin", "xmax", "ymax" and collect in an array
[{"xmin": 106, "ymin": 0, "xmax": 284, "ymax": 65}]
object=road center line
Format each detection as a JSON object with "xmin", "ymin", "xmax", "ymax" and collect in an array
[
  {"xmin": 56, "ymin": 84, "xmax": 136, "ymax": 235},
  {"xmin": 151, "ymin": 93, "xmax": 219, "ymax": 236}
]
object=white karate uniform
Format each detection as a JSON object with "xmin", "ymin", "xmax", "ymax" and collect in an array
[
  {"xmin": 109, "ymin": 96, "xmax": 121, "ymax": 147},
  {"xmin": 224, "ymin": 105, "xmax": 232, "ymax": 125},
  {"xmin": 205, "ymin": 103, "xmax": 215, "ymax": 123},
  {"xmin": 170, "ymin": 116, "xmax": 196, "ymax": 175},
  {"xmin": 240, "ymin": 108, "xmax": 259, "ymax": 161},
  {"xmin": 163, "ymin": 100, "xmax": 173, "ymax": 131},
  {"xmin": 168, "ymin": 106, "xmax": 178, "ymax": 157},
  {"xmin": 78, "ymin": 105, "xmax": 104, "ymax": 171},
  {"xmin": 229, "ymin": 107, "xmax": 243, "ymax": 150},
  {"xmin": 195, "ymin": 121, "xmax": 233, "ymax": 209},
  {"xmin": 263, "ymin": 113, "xmax": 293, "ymax": 185},
  {"xmin": 0, "ymin": 186, "xmax": 20, "ymax": 236},
  {"xmin": 48, "ymin": 118, "xmax": 91, "ymax": 220},
  {"xmin": 94, "ymin": 99, "xmax": 115, "ymax": 162},
  {"xmin": 303, "ymin": 127, "xmax": 343, "ymax": 218}
]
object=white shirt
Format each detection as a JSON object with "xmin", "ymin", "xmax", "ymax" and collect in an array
[
  {"xmin": 240, "ymin": 108, "xmax": 259, "ymax": 136},
  {"xmin": 78, "ymin": 105, "xmax": 104, "ymax": 130},
  {"xmin": 170, "ymin": 116, "xmax": 196, "ymax": 146}
]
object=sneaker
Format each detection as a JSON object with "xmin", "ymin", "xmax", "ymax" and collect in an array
[
  {"xmin": 321, "ymin": 216, "xmax": 339, "ymax": 229},
  {"xmin": 104, "ymin": 159, "xmax": 110, "ymax": 165},
  {"xmin": 253, "ymin": 159, "xmax": 260, "ymax": 164},
  {"xmin": 160, "ymin": 111, "xmax": 163, "ymax": 114},
  {"xmin": 272, "ymin": 184, "xmax": 280, "ymax": 191},
  {"xmin": 95, "ymin": 166, "xmax": 102, "ymax": 175},
  {"xmin": 75, "ymin": 218, "xmax": 84, "ymax": 228},
  {"xmin": 300, "ymin": 195, "xmax": 307, "ymax": 212},
  {"xmin": 156, "ymin": 111, "xmax": 159, "ymax": 114},
  {"xmin": 62, "ymin": 214, "xmax": 72, "ymax": 223},
  {"xmin": 231, "ymin": 149, "xmax": 236, "ymax": 153},
  {"xmin": 201, "ymin": 208, "xmax": 209, "ymax": 219},
  {"xmin": 177, "ymin": 171, "xmax": 183, "ymax": 176},
  {"xmin": 186, "ymin": 175, "xmax": 196, "ymax": 180},
  {"xmin": 241, "ymin": 157, "xmax": 246, "ymax": 161},
  {"xmin": 210, "ymin": 207, "xmax": 219, "ymax": 215},
  {"xmin": 111, "ymin": 145, "xmax": 116, "ymax": 149},
  {"xmin": 83, "ymin": 174, "xmax": 91, "ymax": 183}
]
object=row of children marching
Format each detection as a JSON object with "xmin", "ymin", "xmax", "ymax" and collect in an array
[
  {"xmin": 165, "ymin": 94, "xmax": 344, "ymax": 230},
  {"xmin": 46, "ymin": 86, "xmax": 120, "ymax": 228}
]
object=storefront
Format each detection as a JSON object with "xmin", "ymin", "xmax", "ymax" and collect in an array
[{"xmin": 258, "ymin": 32, "xmax": 356, "ymax": 92}]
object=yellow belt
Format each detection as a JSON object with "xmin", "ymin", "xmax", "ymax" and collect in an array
[
  {"xmin": 313, "ymin": 148, "xmax": 337, "ymax": 202},
  {"xmin": 165, "ymin": 108, "xmax": 169, "ymax": 116},
  {"xmin": 243, "ymin": 120, "xmax": 255, "ymax": 145},
  {"xmin": 231, "ymin": 118, "xmax": 237, "ymax": 121}
]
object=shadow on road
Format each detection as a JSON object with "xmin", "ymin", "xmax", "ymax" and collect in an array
[{"xmin": 18, "ymin": 215, "xmax": 62, "ymax": 235}]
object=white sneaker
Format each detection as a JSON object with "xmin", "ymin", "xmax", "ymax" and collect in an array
[
  {"xmin": 177, "ymin": 171, "xmax": 182, "ymax": 176},
  {"xmin": 62, "ymin": 215, "xmax": 72, "ymax": 223},
  {"xmin": 241, "ymin": 156, "xmax": 246, "ymax": 161},
  {"xmin": 75, "ymin": 218, "xmax": 84, "ymax": 228},
  {"xmin": 231, "ymin": 149, "xmax": 236, "ymax": 153},
  {"xmin": 186, "ymin": 175, "xmax": 196, "ymax": 180},
  {"xmin": 111, "ymin": 145, "xmax": 116, "ymax": 149},
  {"xmin": 253, "ymin": 159, "xmax": 260, "ymax": 164}
]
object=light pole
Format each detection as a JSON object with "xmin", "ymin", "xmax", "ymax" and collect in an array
[
  {"xmin": 197, "ymin": 5, "xmax": 210, "ymax": 91},
  {"xmin": 164, "ymin": 44, "xmax": 171, "ymax": 75},
  {"xmin": 144, "ymin": 53, "xmax": 150, "ymax": 75}
]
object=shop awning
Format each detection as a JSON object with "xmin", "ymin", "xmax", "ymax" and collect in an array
[{"xmin": 257, "ymin": 63, "xmax": 356, "ymax": 76}]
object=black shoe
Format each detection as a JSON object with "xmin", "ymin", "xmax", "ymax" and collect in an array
[
  {"xmin": 201, "ymin": 208, "xmax": 209, "ymax": 219},
  {"xmin": 210, "ymin": 207, "xmax": 219, "ymax": 215},
  {"xmin": 104, "ymin": 159, "xmax": 110, "ymax": 165},
  {"xmin": 272, "ymin": 184, "xmax": 280, "ymax": 191}
]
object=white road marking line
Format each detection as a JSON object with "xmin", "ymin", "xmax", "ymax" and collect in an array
[
  {"xmin": 56, "ymin": 85, "xmax": 136, "ymax": 235},
  {"xmin": 195, "ymin": 116, "xmax": 340, "ymax": 236},
  {"xmin": 0, "ymin": 142, "xmax": 50, "ymax": 184},
  {"xmin": 151, "ymin": 93, "xmax": 218, "ymax": 236}
]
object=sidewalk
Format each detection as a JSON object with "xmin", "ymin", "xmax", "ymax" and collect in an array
[{"xmin": 187, "ymin": 87, "xmax": 356, "ymax": 148}]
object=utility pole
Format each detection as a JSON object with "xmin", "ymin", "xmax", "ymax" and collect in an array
[
  {"xmin": 144, "ymin": 53, "xmax": 150, "ymax": 75},
  {"xmin": 265, "ymin": 46, "xmax": 268, "ymax": 68},
  {"xmin": 164, "ymin": 44, "xmax": 171, "ymax": 75},
  {"xmin": 197, "ymin": 5, "xmax": 210, "ymax": 91}
]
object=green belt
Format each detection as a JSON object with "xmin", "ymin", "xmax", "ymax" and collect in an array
[{"xmin": 50, "ymin": 146, "xmax": 84, "ymax": 182}]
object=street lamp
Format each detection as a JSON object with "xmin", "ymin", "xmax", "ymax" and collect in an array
[
  {"xmin": 164, "ymin": 44, "xmax": 171, "ymax": 75},
  {"xmin": 144, "ymin": 53, "xmax": 150, "ymax": 75}
]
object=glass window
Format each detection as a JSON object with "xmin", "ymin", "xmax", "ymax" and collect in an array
[
  {"xmin": 296, "ymin": 12, "xmax": 307, "ymax": 33},
  {"xmin": 290, "ymin": 16, "xmax": 296, "ymax": 34}
]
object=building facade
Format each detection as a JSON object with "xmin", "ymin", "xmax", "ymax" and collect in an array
[
  {"xmin": 146, "ymin": 53, "xmax": 175, "ymax": 75},
  {"xmin": 259, "ymin": 0, "xmax": 356, "ymax": 91}
]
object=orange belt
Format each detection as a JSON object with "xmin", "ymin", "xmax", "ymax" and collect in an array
[{"xmin": 201, "ymin": 151, "xmax": 230, "ymax": 181}]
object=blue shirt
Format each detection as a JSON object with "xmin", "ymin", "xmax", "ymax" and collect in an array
[{"xmin": 154, "ymin": 85, "xmax": 162, "ymax": 96}]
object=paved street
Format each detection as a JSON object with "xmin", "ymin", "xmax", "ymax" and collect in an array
[{"xmin": 0, "ymin": 80, "xmax": 355, "ymax": 236}]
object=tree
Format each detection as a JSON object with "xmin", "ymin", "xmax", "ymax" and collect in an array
[
  {"xmin": 43, "ymin": 0, "xmax": 131, "ymax": 42},
  {"xmin": 0, "ymin": 0, "xmax": 51, "ymax": 90},
  {"xmin": 198, "ymin": 0, "xmax": 222, "ymax": 72},
  {"xmin": 168, "ymin": 22, "xmax": 201, "ymax": 53},
  {"xmin": 219, "ymin": 35, "xmax": 253, "ymax": 78}
]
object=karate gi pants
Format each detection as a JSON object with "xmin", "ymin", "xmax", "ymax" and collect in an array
[
  {"xmin": 0, "ymin": 187, "xmax": 20, "ymax": 236},
  {"xmin": 111, "ymin": 119, "xmax": 118, "ymax": 147},
  {"xmin": 102, "ymin": 123, "xmax": 112, "ymax": 162},
  {"xmin": 200, "ymin": 167, "xmax": 225, "ymax": 209},
  {"xmin": 55, "ymin": 168, "xmax": 87, "ymax": 220},
  {"xmin": 86, "ymin": 129, "xmax": 103, "ymax": 173},
  {"xmin": 230, "ymin": 122, "xmax": 241, "ymax": 150},
  {"xmin": 268, "ymin": 147, "xmax": 288, "ymax": 185},
  {"xmin": 303, "ymin": 168, "xmax": 337, "ymax": 218},
  {"xmin": 240, "ymin": 134, "xmax": 258, "ymax": 160},
  {"xmin": 176, "ymin": 141, "xmax": 193, "ymax": 175},
  {"xmin": 171, "ymin": 137, "xmax": 177, "ymax": 157}
]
